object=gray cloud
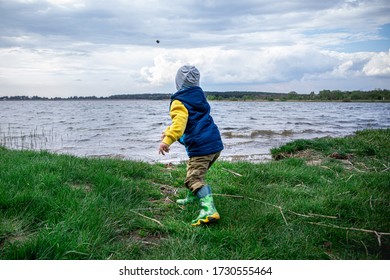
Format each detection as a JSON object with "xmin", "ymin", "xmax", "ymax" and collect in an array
[
  {"xmin": 2, "ymin": 0, "xmax": 388, "ymax": 48},
  {"xmin": 0, "ymin": 0, "xmax": 389, "ymax": 97}
]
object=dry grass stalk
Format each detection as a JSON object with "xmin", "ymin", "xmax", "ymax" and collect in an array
[
  {"xmin": 221, "ymin": 168, "xmax": 243, "ymax": 177},
  {"xmin": 214, "ymin": 193, "xmax": 245, "ymax": 199},
  {"xmin": 345, "ymin": 175, "xmax": 354, "ymax": 182},
  {"xmin": 369, "ymin": 196, "xmax": 374, "ymax": 210}
]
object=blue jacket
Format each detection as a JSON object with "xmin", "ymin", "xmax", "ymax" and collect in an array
[{"xmin": 171, "ymin": 86, "xmax": 224, "ymax": 157}]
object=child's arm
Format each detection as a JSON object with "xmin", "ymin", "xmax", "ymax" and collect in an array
[{"xmin": 160, "ymin": 100, "xmax": 188, "ymax": 153}]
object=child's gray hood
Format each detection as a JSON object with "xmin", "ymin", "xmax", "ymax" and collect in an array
[{"xmin": 175, "ymin": 65, "xmax": 200, "ymax": 91}]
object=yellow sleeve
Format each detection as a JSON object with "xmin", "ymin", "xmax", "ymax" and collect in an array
[{"xmin": 162, "ymin": 100, "xmax": 188, "ymax": 145}]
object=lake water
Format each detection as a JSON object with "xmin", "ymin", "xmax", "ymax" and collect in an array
[{"xmin": 1, "ymin": 100, "xmax": 389, "ymax": 163}]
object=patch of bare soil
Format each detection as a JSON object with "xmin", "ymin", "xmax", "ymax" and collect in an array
[
  {"xmin": 0, "ymin": 234, "xmax": 31, "ymax": 250},
  {"xmin": 123, "ymin": 230, "xmax": 167, "ymax": 247},
  {"xmin": 279, "ymin": 149, "xmax": 326, "ymax": 166},
  {"xmin": 149, "ymin": 182, "xmax": 178, "ymax": 204},
  {"xmin": 274, "ymin": 149, "xmax": 364, "ymax": 172},
  {"xmin": 68, "ymin": 183, "xmax": 92, "ymax": 193}
]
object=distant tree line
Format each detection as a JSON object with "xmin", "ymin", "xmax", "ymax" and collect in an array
[
  {"xmin": 1, "ymin": 89, "xmax": 389, "ymax": 101},
  {"xmin": 0, "ymin": 94, "xmax": 171, "ymax": 101},
  {"xmin": 206, "ymin": 91, "xmax": 285, "ymax": 100},
  {"xmin": 310, "ymin": 89, "xmax": 389, "ymax": 101},
  {"xmin": 206, "ymin": 89, "xmax": 390, "ymax": 101}
]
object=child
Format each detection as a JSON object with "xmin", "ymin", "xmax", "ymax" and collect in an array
[{"xmin": 159, "ymin": 65, "xmax": 224, "ymax": 226}]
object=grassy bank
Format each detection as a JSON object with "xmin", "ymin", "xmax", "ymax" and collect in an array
[{"xmin": 0, "ymin": 129, "xmax": 389, "ymax": 260}]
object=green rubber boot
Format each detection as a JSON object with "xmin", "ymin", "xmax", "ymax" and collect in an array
[
  {"xmin": 191, "ymin": 186, "xmax": 220, "ymax": 226},
  {"xmin": 176, "ymin": 190, "xmax": 197, "ymax": 205}
]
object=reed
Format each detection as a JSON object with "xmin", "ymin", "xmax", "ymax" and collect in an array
[{"xmin": 0, "ymin": 125, "xmax": 57, "ymax": 151}]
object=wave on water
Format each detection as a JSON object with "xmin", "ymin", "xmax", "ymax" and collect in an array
[{"xmin": 222, "ymin": 129, "xmax": 295, "ymax": 138}]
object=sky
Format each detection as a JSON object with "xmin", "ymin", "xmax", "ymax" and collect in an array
[{"xmin": 0, "ymin": 0, "xmax": 389, "ymax": 98}]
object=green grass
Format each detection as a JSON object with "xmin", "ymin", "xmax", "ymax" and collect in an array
[{"xmin": 0, "ymin": 129, "xmax": 389, "ymax": 260}]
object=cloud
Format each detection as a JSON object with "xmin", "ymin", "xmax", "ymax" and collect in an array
[
  {"xmin": 2, "ymin": 0, "xmax": 389, "ymax": 48},
  {"xmin": 363, "ymin": 50, "xmax": 390, "ymax": 76},
  {"xmin": 138, "ymin": 45, "xmax": 389, "ymax": 89},
  {"xmin": 0, "ymin": 0, "xmax": 389, "ymax": 97}
]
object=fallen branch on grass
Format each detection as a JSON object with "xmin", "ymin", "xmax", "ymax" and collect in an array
[
  {"xmin": 288, "ymin": 210, "xmax": 311, "ymax": 218},
  {"xmin": 247, "ymin": 200, "xmax": 288, "ymax": 225},
  {"xmin": 308, "ymin": 222, "xmax": 390, "ymax": 246},
  {"xmin": 214, "ymin": 193, "xmax": 288, "ymax": 225},
  {"xmin": 307, "ymin": 213, "xmax": 338, "ymax": 219},
  {"xmin": 288, "ymin": 210, "xmax": 337, "ymax": 219},
  {"xmin": 247, "ymin": 197, "xmax": 288, "ymax": 225},
  {"xmin": 130, "ymin": 210, "xmax": 164, "ymax": 227}
]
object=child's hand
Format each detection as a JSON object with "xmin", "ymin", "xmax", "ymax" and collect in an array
[{"xmin": 159, "ymin": 143, "xmax": 170, "ymax": 155}]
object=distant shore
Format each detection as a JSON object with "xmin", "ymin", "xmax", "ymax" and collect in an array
[{"xmin": 1, "ymin": 89, "xmax": 389, "ymax": 102}]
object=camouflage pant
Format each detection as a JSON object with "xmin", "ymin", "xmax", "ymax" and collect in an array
[{"xmin": 185, "ymin": 151, "xmax": 221, "ymax": 193}]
